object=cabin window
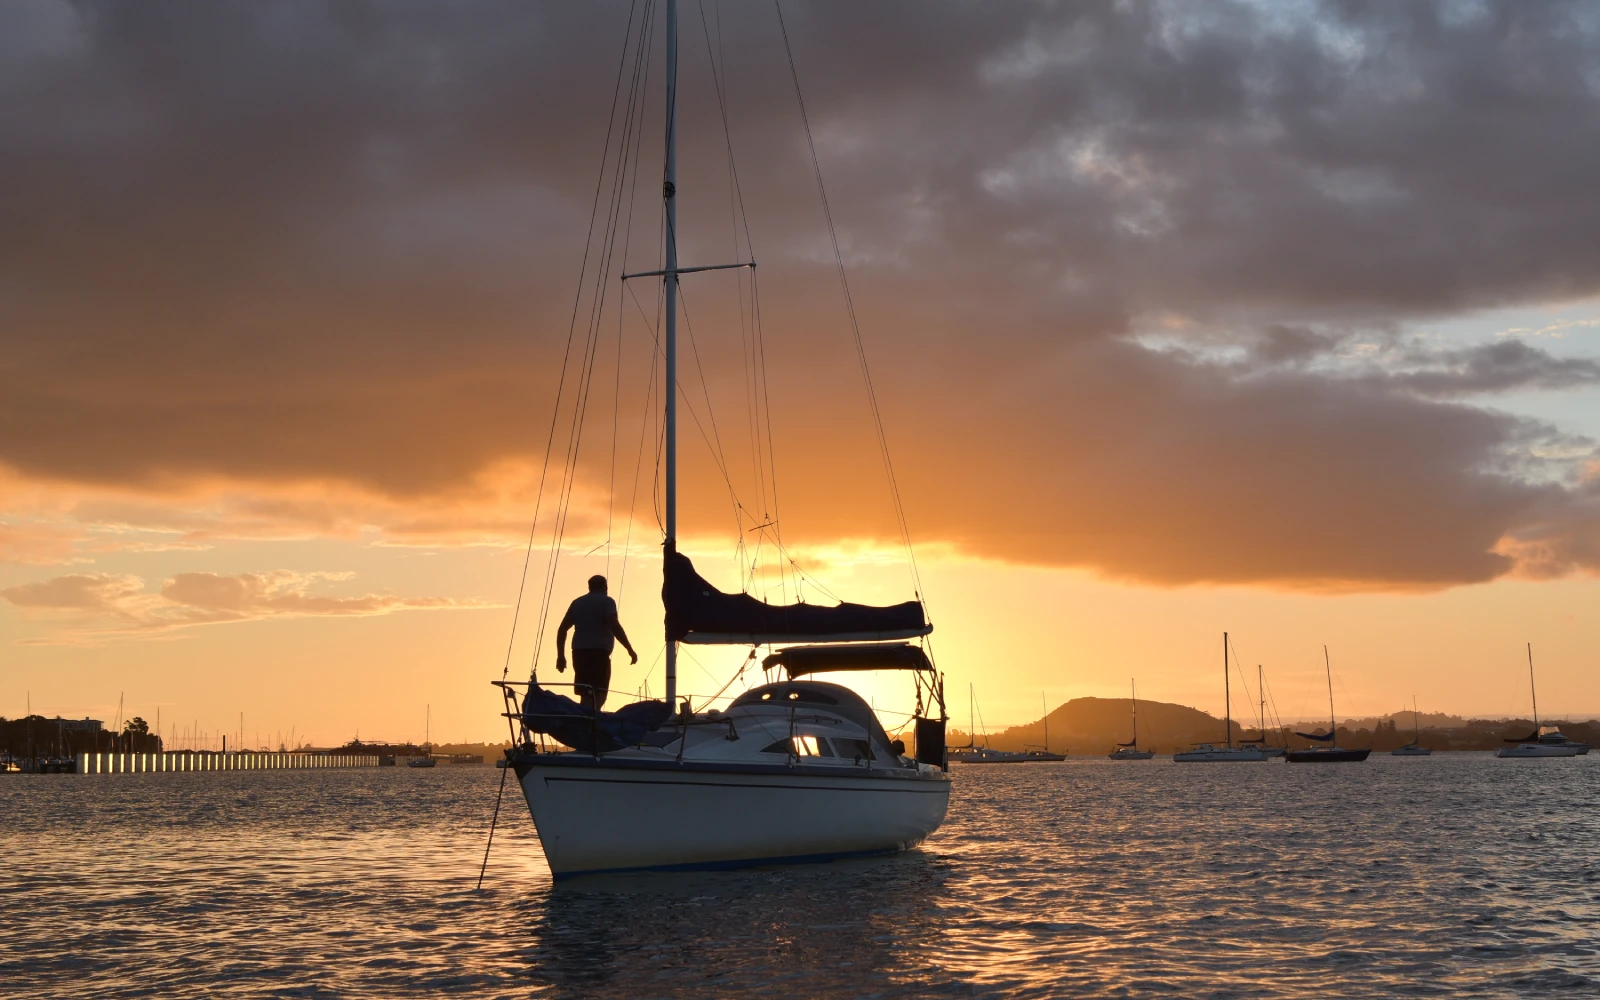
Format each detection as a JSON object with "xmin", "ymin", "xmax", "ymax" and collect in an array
[
  {"xmin": 835, "ymin": 738, "xmax": 873, "ymax": 761},
  {"xmin": 759, "ymin": 735, "xmax": 835, "ymax": 757}
]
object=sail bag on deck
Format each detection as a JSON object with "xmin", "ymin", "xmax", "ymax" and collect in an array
[
  {"xmin": 664, "ymin": 547, "xmax": 930, "ymax": 645},
  {"xmin": 521, "ymin": 685, "xmax": 671, "ymax": 753}
]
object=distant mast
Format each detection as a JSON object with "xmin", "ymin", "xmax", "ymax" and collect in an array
[
  {"xmin": 1323, "ymin": 645, "xmax": 1335, "ymax": 739},
  {"xmin": 1527, "ymin": 643, "xmax": 1539, "ymax": 730},
  {"xmin": 1131, "ymin": 678, "xmax": 1139, "ymax": 749},
  {"xmin": 1223, "ymin": 631, "xmax": 1232, "ymax": 749}
]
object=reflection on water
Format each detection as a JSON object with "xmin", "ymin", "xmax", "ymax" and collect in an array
[{"xmin": 4, "ymin": 755, "xmax": 1599, "ymax": 998}]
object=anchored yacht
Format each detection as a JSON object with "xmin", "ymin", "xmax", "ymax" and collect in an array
[
  {"xmin": 1175, "ymin": 633, "xmax": 1269, "ymax": 762},
  {"xmin": 1498, "ymin": 645, "xmax": 1581, "ymax": 759},
  {"xmin": 490, "ymin": 0, "xmax": 950, "ymax": 879}
]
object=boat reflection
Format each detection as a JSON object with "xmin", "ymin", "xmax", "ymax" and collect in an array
[{"xmin": 510, "ymin": 851, "xmax": 952, "ymax": 998}]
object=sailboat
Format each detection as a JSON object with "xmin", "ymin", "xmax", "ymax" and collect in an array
[
  {"xmin": 1174, "ymin": 632, "xmax": 1269, "ymax": 762},
  {"xmin": 948, "ymin": 686, "xmax": 1031, "ymax": 763},
  {"xmin": 1108, "ymin": 679, "xmax": 1153, "ymax": 760},
  {"xmin": 1390, "ymin": 695, "xmax": 1432, "ymax": 756},
  {"xmin": 1237, "ymin": 664, "xmax": 1285, "ymax": 758},
  {"xmin": 1285, "ymin": 647, "xmax": 1370, "ymax": 762},
  {"xmin": 493, "ymin": 1, "xmax": 951, "ymax": 878},
  {"xmin": 1022, "ymin": 693, "xmax": 1069, "ymax": 761},
  {"xmin": 1498, "ymin": 644, "xmax": 1582, "ymax": 758},
  {"xmin": 408, "ymin": 705, "xmax": 436, "ymax": 767}
]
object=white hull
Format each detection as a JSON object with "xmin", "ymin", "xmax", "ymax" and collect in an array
[
  {"xmin": 1498, "ymin": 743, "xmax": 1579, "ymax": 758},
  {"xmin": 517, "ymin": 756, "xmax": 949, "ymax": 877}
]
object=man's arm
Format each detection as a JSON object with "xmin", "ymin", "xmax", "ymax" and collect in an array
[
  {"xmin": 555, "ymin": 609, "xmax": 573, "ymax": 671},
  {"xmin": 610, "ymin": 612, "xmax": 638, "ymax": 664}
]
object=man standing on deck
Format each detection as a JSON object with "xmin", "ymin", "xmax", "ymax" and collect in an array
[{"xmin": 555, "ymin": 575, "xmax": 638, "ymax": 712}]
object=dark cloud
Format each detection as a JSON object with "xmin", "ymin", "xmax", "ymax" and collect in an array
[
  {"xmin": 1395, "ymin": 340, "xmax": 1600, "ymax": 397},
  {"xmin": 2, "ymin": 0, "xmax": 1600, "ymax": 588}
]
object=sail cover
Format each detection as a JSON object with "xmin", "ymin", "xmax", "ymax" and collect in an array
[
  {"xmin": 665, "ymin": 547, "xmax": 930, "ymax": 645},
  {"xmin": 1503, "ymin": 729, "xmax": 1540, "ymax": 743},
  {"xmin": 521, "ymin": 685, "xmax": 671, "ymax": 753},
  {"xmin": 762, "ymin": 642, "xmax": 933, "ymax": 677},
  {"xmin": 1294, "ymin": 730, "xmax": 1337, "ymax": 742}
]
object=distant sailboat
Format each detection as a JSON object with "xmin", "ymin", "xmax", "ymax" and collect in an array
[
  {"xmin": 408, "ymin": 705, "xmax": 437, "ymax": 768},
  {"xmin": 1498, "ymin": 644, "xmax": 1583, "ymax": 758},
  {"xmin": 1391, "ymin": 695, "xmax": 1432, "ymax": 756},
  {"xmin": 1175, "ymin": 632, "xmax": 1269, "ymax": 762},
  {"xmin": 948, "ymin": 685, "xmax": 1031, "ymax": 763},
  {"xmin": 1108, "ymin": 679, "xmax": 1153, "ymax": 760},
  {"xmin": 1022, "ymin": 692, "xmax": 1068, "ymax": 761},
  {"xmin": 1285, "ymin": 647, "xmax": 1370, "ymax": 763},
  {"xmin": 1238, "ymin": 664, "xmax": 1285, "ymax": 758}
]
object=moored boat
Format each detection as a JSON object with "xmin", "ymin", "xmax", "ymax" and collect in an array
[
  {"xmin": 1108, "ymin": 679, "xmax": 1154, "ymax": 760},
  {"xmin": 1497, "ymin": 645, "xmax": 1579, "ymax": 759},
  {"xmin": 1285, "ymin": 646, "xmax": 1369, "ymax": 763},
  {"xmin": 1176, "ymin": 632, "xmax": 1267, "ymax": 763},
  {"xmin": 1391, "ymin": 695, "xmax": 1433, "ymax": 756},
  {"xmin": 492, "ymin": 2, "xmax": 951, "ymax": 878}
]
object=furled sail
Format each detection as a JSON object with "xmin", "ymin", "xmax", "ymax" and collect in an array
[
  {"xmin": 1294, "ymin": 730, "xmax": 1337, "ymax": 742},
  {"xmin": 762, "ymin": 643, "xmax": 932, "ymax": 677},
  {"xmin": 664, "ymin": 547, "xmax": 931, "ymax": 646},
  {"xmin": 1116, "ymin": 739, "xmax": 1137, "ymax": 747},
  {"xmin": 1503, "ymin": 729, "xmax": 1540, "ymax": 743}
]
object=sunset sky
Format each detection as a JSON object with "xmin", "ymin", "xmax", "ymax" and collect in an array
[{"xmin": 4, "ymin": 0, "xmax": 1599, "ymax": 746}]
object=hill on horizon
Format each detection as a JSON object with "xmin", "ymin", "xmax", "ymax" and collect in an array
[
  {"xmin": 942, "ymin": 699, "xmax": 1600, "ymax": 755},
  {"xmin": 948, "ymin": 696, "xmax": 1241, "ymax": 755}
]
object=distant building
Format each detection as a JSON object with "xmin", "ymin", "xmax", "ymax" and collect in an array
[{"xmin": 59, "ymin": 717, "xmax": 104, "ymax": 733}]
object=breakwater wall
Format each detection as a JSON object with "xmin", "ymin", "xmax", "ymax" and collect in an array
[{"xmin": 78, "ymin": 752, "xmax": 381, "ymax": 773}]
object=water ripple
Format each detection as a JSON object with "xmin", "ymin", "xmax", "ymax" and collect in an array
[{"xmin": 3, "ymin": 753, "xmax": 1598, "ymax": 997}]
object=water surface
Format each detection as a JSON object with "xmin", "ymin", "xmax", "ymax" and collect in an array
[{"xmin": 4, "ymin": 753, "xmax": 1598, "ymax": 997}]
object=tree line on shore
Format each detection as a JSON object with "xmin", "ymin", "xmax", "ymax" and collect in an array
[{"xmin": 0, "ymin": 715, "xmax": 162, "ymax": 757}]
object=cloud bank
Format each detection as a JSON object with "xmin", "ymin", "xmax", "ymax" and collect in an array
[{"xmin": 2, "ymin": 0, "xmax": 1600, "ymax": 590}]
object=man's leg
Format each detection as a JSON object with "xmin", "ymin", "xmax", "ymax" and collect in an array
[{"xmin": 572, "ymin": 649, "xmax": 613, "ymax": 712}]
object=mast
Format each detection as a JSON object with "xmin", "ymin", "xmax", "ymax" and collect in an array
[
  {"xmin": 1413, "ymin": 694, "xmax": 1420, "ymax": 744},
  {"xmin": 1323, "ymin": 645, "xmax": 1335, "ymax": 741},
  {"xmin": 1527, "ymin": 642, "xmax": 1538, "ymax": 729},
  {"xmin": 1042, "ymin": 692, "xmax": 1048, "ymax": 753},
  {"xmin": 1131, "ymin": 678, "xmax": 1138, "ymax": 748},
  {"xmin": 662, "ymin": 0, "xmax": 680, "ymax": 709},
  {"xmin": 1258, "ymin": 664, "xmax": 1265, "ymax": 742},
  {"xmin": 1224, "ymin": 631, "xmax": 1232, "ymax": 748}
]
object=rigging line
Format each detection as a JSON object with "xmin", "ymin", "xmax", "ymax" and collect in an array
[
  {"xmin": 618, "ymin": 279, "xmax": 664, "ymax": 594},
  {"xmin": 676, "ymin": 285, "xmax": 746, "ymax": 556},
  {"xmin": 774, "ymin": 0, "xmax": 924, "ymax": 614},
  {"xmin": 608, "ymin": 11, "xmax": 659, "ymax": 581},
  {"xmin": 528, "ymin": 3, "xmax": 656, "ymax": 678},
  {"xmin": 506, "ymin": 0, "xmax": 643, "ymax": 683},
  {"xmin": 698, "ymin": 0, "xmax": 772, "ymax": 557},
  {"xmin": 749, "ymin": 268, "xmax": 789, "ymax": 605},
  {"xmin": 625, "ymin": 281, "xmax": 751, "ymax": 516}
]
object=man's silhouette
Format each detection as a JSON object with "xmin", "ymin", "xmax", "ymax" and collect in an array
[{"xmin": 555, "ymin": 574, "xmax": 638, "ymax": 712}]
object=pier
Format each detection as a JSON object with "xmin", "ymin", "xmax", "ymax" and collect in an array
[{"xmin": 77, "ymin": 751, "xmax": 380, "ymax": 773}]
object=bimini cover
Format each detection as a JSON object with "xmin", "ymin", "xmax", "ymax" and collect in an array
[
  {"xmin": 762, "ymin": 642, "xmax": 933, "ymax": 677},
  {"xmin": 520, "ymin": 684, "xmax": 671, "ymax": 753},
  {"xmin": 664, "ymin": 547, "xmax": 930, "ymax": 645}
]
